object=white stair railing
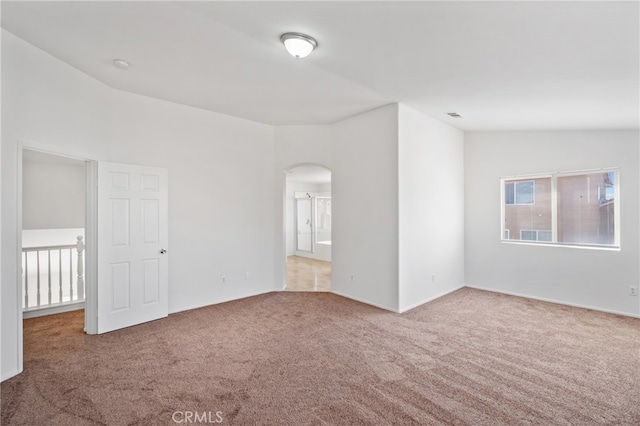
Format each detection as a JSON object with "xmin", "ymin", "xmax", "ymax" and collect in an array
[
  {"xmin": 76, "ymin": 235, "xmax": 85, "ymax": 301},
  {"xmin": 22, "ymin": 235, "xmax": 85, "ymax": 311}
]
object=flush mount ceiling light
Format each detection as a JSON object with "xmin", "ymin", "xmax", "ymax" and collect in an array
[
  {"xmin": 112, "ymin": 59, "xmax": 130, "ymax": 70},
  {"xmin": 280, "ymin": 32, "xmax": 318, "ymax": 59}
]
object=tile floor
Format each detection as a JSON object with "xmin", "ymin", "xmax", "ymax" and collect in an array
[{"xmin": 285, "ymin": 255, "xmax": 331, "ymax": 292}]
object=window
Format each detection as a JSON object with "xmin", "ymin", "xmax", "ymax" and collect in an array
[
  {"xmin": 505, "ymin": 181, "xmax": 535, "ymax": 205},
  {"xmin": 520, "ymin": 230, "xmax": 552, "ymax": 242},
  {"xmin": 557, "ymin": 172, "xmax": 616, "ymax": 245},
  {"xmin": 502, "ymin": 170, "xmax": 618, "ymax": 248},
  {"xmin": 503, "ymin": 176, "xmax": 552, "ymax": 242}
]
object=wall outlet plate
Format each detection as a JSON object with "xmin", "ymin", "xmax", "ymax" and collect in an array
[{"xmin": 629, "ymin": 286, "xmax": 638, "ymax": 296}]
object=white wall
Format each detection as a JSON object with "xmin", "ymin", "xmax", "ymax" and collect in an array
[
  {"xmin": 274, "ymin": 107, "xmax": 401, "ymax": 310},
  {"xmin": 465, "ymin": 130, "xmax": 640, "ymax": 317},
  {"xmin": 23, "ymin": 153, "xmax": 85, "ymax": 230},
  {"xmin": 2, "ymin": 30, "xmax": 276, "ymax": 380},
  {"xmin": 276, "ymin": 104, "xmax": 463, "ymax": 313},
  {"xmin": 273, "ymin": 125, "xmax": 333, "ymax": 289},
  {"xmin": 273, "ymin": 126, "xmax": 333, "ymax": 171},
  {"xmin": 22, "ymin": 228, "xmax": 84, "ymax": 248},
  {"xmin": 331, "ymin": 104, "xmax": 400, "ymax": 311},
  {"xmin": 398, "ymin": 104, "xmax": 465, "ymax": 312},
  {"xmin": 2, "ymin": 30, "xmax": 112, "ymax": 381},
  {"xmin": 0, "ymin": 29, "xmax": 3, "ymax": 388},
  {"xmin": 110, "ymin": 90, "xmax": 276, "ymax": 314}
]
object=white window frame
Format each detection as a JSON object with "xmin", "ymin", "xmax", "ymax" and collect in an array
[
  {"xmin": 520, "ymin": 229, "xmax": 553, "ymax": 242},
  {"xmin": 500, "ymin": 168, "xmax": 620, "ymax": 249},
  {"xmin": 504, "ymin": 180, "xmax": 535, "ymax": 205}
]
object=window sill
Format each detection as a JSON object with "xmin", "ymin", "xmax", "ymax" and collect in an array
[{"xmin": 501, "ymin": 240, "xmax": 620, "ymax": 251}]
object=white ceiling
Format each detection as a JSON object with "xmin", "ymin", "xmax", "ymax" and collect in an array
[{"xmin": 2, "ymin": 1, "xmax": 638, "ymax": 131}]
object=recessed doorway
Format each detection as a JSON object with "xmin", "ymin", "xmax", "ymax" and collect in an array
[
  {"xmin": 21, "ymin": 149, "xmax": 87, "ymax": 319},
  {"xmin": 284, "ymin": 165, "xmax": 331, "ymax": 291}
]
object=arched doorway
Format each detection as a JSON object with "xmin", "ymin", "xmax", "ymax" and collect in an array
[{"xmin": 284, "ymin": 164, "xmax": 331, "ymax": 291}]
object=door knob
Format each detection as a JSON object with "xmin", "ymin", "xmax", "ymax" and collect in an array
[{"xmin": 160, "ymin": 249, "xmax": 167, "ymax": 254}]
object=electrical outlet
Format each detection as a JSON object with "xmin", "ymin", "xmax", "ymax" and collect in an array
[
  {"xmin": 432, "ymin": 274, "xmax": 436, "ymax": 283},
  {"xmin": 245, "ymin": 271, "xmax": 252, "ymax": 280},
  {"xmin": 221, "ymin": 276, "xmax": 227, "ymax": 284},
  {"xmin": 629, "ymin": 286, "xmax": 638, "ymax": 296},
  {"xmin": 350, "ymin": 273, "xmax": 355, "ymax": 282}
]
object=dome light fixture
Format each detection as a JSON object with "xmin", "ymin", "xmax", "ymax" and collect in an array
[
  {"xmin": 113, "ymin": 59, "xmax": 130, "ymax": 70},
  {"xmin": 280, "ymin": 32, "xmax": 318, "ymax": 59}
]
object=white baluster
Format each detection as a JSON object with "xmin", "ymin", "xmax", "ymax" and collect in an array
[
  {"xmin": 47, "ymin": 250, "xmax": 52, "ymax": 305},
  {"xmin": 77, "ymin": 236, "xmax": 85, "ymax": 301},
  {"xmin": 69, "ymin": 248, "xmax": 73, "ymax": 300},
  {"xmin": 24, "ymin": 252, "xmax": 29, "ymax": 308},
  {"xmin": 36, "ymin": 252, "xmax": 41, "ymax": 306},
  {"xmin": 59, "ymin": 249, "xmax": 63, "ymax": 303}
]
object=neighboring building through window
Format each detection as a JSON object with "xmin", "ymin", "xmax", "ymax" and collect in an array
[
  {"xmin": 505, "ymin": 180, "xmax": 535, "ymax": 205},
  {"xmin": 520, "ymin": 230, "xmax": 552, "ymax": 242},
  {"xmin": 502, "ymin": 171, "xmax": 618, "ymax": 247},
  {"xmin": 503, "ymin": 176, "xmax": 552, "ymax": 242}
]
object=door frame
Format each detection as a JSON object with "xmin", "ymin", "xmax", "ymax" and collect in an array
[{"xmin": 16, "ymin": 142, "xmax": 99, "ymax": 369}]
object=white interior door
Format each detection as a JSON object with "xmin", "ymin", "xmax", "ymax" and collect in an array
[{"xmin": 97, "ymin": 162, "xmax": 168, "ymax": 333}]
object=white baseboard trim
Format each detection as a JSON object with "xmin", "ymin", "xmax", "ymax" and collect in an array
[
  {"xmin": 465, "ymin": 285, "xmax": 640, "ymax": 319},
  {"xmin": 23, "ymin": 301, "xmax": 85, "ymax": 319},
  {"xmin": 330, "ymin": 290, "xmax": 398, "ymax": 313},
  {"xmin": 169, "ymin": 288, "xmax": 277, "ymax": 315},
  {"xmin": 1, "ymin": 368, "xmax": 22, "ymax": 383},
  {"xmin": 398, "ymin": 285, "xmax": 466, "ymax": 313}
]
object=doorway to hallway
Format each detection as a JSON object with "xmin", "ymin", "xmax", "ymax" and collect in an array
[
  {"xmin": 284, "ymin": 164, "xmax": 332, "ymax": 291},
  {"xmin": 21, "ymin": 149, "xmax": 87, "ymax": 319}
]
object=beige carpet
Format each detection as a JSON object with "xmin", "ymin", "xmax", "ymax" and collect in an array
[{"xmin": 2, "ymin": 288, "xmax": 639, "ymax": 425}]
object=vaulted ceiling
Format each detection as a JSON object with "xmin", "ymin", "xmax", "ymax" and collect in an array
[{"xmin": 2, "ymin": 1, "xmax": 638, "ymax": 131}]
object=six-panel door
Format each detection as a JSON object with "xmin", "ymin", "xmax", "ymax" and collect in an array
[{"xmin": 97, "ymin": 162, "xmax": 168, "ymax": 333}]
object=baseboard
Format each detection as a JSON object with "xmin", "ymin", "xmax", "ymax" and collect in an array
[
  {"xmin": 398, "ymin": 285, "xmax": 466, "ymax": 314},
  {"xmin": 1, "ymin": 367, "xmax": 22, "ymax": 383},
  {"xmin": 330, "ymin": 290, "xmax": 398, "ymax": 313},
  {"xmin": 169, "ymin": 288, "xmax": 277, "ymax": 315},
  {"xmin": 465, "ymin": 285, "xmax": 640, "ymax": 319},
  {"xmin": 23, "ymin": 301, "xmax": 85, "ymax": 319}
]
